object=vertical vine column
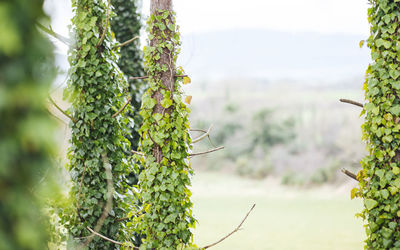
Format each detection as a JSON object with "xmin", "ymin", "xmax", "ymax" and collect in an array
[
  {"xmin": 111, "ymin": 0, "xmax": 145, "ymax": 152},
  {"xmin": 356, "ymin": 1, "xmax": 400, "ymax": 248},
  {"xmin": 0, "ymin": 0, "xmax": 56, "ymax": 249},
  {"xmin": 62, "ymin": 0, "xmax": 131, "ymax": 248},
  {"xmin": 138, "ymin": 0, "xmax": 196, "ymax": 248}
]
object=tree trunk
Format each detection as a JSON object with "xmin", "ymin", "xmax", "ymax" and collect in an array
[{"xmin": 150, "ymin": 0, "xmax": 174, "ymax": 164}]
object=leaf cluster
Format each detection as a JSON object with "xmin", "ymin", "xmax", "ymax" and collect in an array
[{"xmin": 355, "ymin": 1, "xmax": 400, "ymax": 248}]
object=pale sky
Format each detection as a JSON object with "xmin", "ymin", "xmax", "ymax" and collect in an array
[
  {"xmin": 142, "ymin": 0, "xmax": 370, "ymax": 35},
  {"xmin": 46, "ymin": 0, "xmax": 370, "ymax": 43}
]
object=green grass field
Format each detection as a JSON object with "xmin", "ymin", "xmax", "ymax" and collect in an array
[{"xmin": 191, "ymin": 173, "xmax": 365, "ymax": 250}]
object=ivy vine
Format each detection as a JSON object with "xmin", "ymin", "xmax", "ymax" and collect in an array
[
  {"xmin": 353, "ymin": 0, "xmax": 400, "ymax": 248},
  {"xmin": 0, "ymin": 0, "xmax": 56, "ymax": 249},
  {"xmin": 111, "ymin": 0, "xmax": 146, "ymax": 152},
  {"xmin": 136, "ymin": 9, "xmax": 196, "ymax": 249},
  {"xmin": 111, "ymin": 0, "xmax": 146, "ymax": 246},
  {"xmin": 61, "ymin": 0, "xmax": 134, "ymax": 248}
]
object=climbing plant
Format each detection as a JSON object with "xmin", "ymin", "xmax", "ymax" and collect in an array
[
  {"xmin": 110, "ymin": 0, "xmax": 145, "ymax": 245},
  {"xmin": 353, "ymin": 0, "xmax": 400, "ymax": 248},
  {"xmin": 137, "ymin": 6, "xmax": 196, "ymax": 249},
  {"xmin": 111, "ymin": 0, "xmax": 146, "ymax": 152},
  {"xmin": 0, "ymin": 0, "xmax": 56, "ymax": 249},
  {"xmin": 61, "ymin": 0, "xmax": 133, "ymax": 248}
]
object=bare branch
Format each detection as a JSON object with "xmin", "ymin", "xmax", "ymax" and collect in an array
[
  {"xmin": 131, "ymin": 150, "xmax": 144, "ymax": 156},
  {"xmin": 82, "ymin": 153, "xmax": 114, "ymax": 248},
  {"xmin": 36, "ymin": 22, "xmax": 72, "ymax": 45},
  {"xmin": 86, "ymin": 227, "xmax": 123, "ymax": 245},
  {"xmin": 97, "ymin": 0, "xmax": 111, "ymax": 47},
  {"xmin": 189, "ymin": 146, "xmax": 224, "ymax": 157},
  {"xmin": 202, "ymin": 204, "xmax": 256, "ymax": 249},
  {"xmin": 112, "ymin": 97, "xmax": 132, "ymax": 118},
  {"xmin": 47, "ymin": 109, "xmax": 67, "ymax": 125},
  {"xmin": 192, "ymin": 124, "xmax": 213, "ymax": 143},
  {"xmin": 86, "ymin": 227, "xmax": 138, "ymax": 249},
  {"xmin": 129, "ymin": 75, "xmax": 188, "ymax": 80},
  {"xmin": 339, "ymin": 99, "xmax": 364, "ymax": 108},
  {"xmin": 341, "ymin": 168, "xmax": 358, "ymax": 181},
  {"xmin": 113, "ymin": 36, "xmax": 139, "ymax": 49},
  {"xmin": 48, "ymin": 97, "xmax": 77, "ymax": 123}
]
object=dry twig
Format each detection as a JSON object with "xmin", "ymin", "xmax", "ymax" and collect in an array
[
  {"xmin": 48, "ymin": 97, "xmax": 77, "ymax": 123},
  {"xmin": 113, "ymin": 36, "xmax": 139, "ymax": 49},
  {"xmin": 189, "ymin": 146, "xmax": 224, "ymax": 157},
  {"xmin": 202, "ymin": 204, "xmax": 256, "ymax": 249},
  {"xmin": 131, "ymin": 150, "xmax": 144, "ymax": 156},
  {"xmin": 36, "ymin": 22, "xmax": 72, "ymax": 45},
  {"xmin": 192, "ymin": 124, "xmax": 213, "ymax": 143},
  {"xmin": 112, "ymin": 97, "xmax": 132, "ymax": 118},
  {"xmin": 339, "ymin": 99, "xmax": 364, "ymax": 108},
  {"xmin": 341, "ymin": 168, "xmax": 358, "ymax": 181},
  {"xmin": 97, "ymin": 0, "xmax": 111, "ymax": 47}
]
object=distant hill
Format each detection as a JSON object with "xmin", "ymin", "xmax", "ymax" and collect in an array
[{"xmin": 178, "ymin": 29, "xmax": 371, "ymax": 83}]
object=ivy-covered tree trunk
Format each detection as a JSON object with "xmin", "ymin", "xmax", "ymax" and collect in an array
[
  {"xmin": 62, "ymin": 0, "xmax": 132, "ymax": 248},
  {"xmin": 0, "ymin": 0, "xmax": 56, "ymax": 249},
  {"xmin": 357, "ymin": 1, "xmax": 400, "ymax": 249},
  {"xmin": 138, "ymin": 0, "xmax": 196, "ymax": 248},
  {"xmin": 110, "ymin": 0, "xmax": 145, "ymax": 246},
  {"xmin": 111, "ymin": 0, "xmax": 145, "ymax": 152}
]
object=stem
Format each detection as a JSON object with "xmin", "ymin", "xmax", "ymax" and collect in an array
[
  {"xmin": 339, "ymin": 99, "xmax": 364, "ymax": 108},
  {"xmin": 202, "ymin": 204, "xmax": 256, "ymax": 249},
  {"xmin": 36, "ymin": 22, "xmax": 72, "ymax": 45},
  {"xmin": 112, "ymin": 97, "xmax": 132, "ymax": 118},
  {"xmin": 341, "ymin": 168, "xmax": 358, "ymax": 181},
  {"xmin": 189, "ymin": 146, "xmax": 224, "ymax": 157},
  {"xmin": 97, "ymin": 0, "xmax": 111, "ymax": 47},
  {"xmin": 113, "ymin": 36, "xmax": 139, "ymax": 49},
  {"xmin": 48, "ymin": 97, "xmax": 77, "ymax": 123}
]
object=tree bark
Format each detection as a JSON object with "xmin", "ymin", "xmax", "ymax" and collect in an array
[
  {"xmin": 150, "ymin": 0, "xmax": 174, "ymax": 163},
  {"xmin": 151, "ymin": 0, "xmax": 172, "ymax": 12}
]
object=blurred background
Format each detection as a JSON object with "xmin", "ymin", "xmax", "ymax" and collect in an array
[{"xmin": 44, "ymin": 0, "xmax": 370, "ymax": 249}]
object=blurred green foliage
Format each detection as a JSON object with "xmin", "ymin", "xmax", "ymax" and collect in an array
[
  {"xmin": 111, "ymin": 0, "xmax": 145, "ymax": 151},
  {"xmin": 111, "ymin": 0, "xmax": 145, "ymax": 245},
  {"xmin": 61, "ymin": 0, "xmax": 134, "ymax": 248},
  {"xmin": 0, "ymin": 0, "xmax": 57, "ymax": 249}
]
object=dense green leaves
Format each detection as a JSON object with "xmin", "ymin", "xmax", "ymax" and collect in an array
[
  {"xmin": 111, "ymin": 0, "xmax": 145, "ymax": 151},
  {"xmin": 357, "ymin": 1, "xmax": 400, "ymax": 248},
  {"xmin": 137, "ymin": 10, "xmax": 197, "ymax": 249},
  {"xmin": 0, "ymin": 0, "xmax": 57, "ymax": 249},
  {"xmin": 61, "ymin": 0, "xmax": 133, "ymax": 248}
]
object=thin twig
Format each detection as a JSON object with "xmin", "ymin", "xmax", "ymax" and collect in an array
[
  {"xmin": 113, "ymin": 36, "xmax": 139, "ymax": 49},
  {"xmin": 48, "ymin": 97, "xmax": 77, "ymax": 123},
  {"xmin": 192, "ymin": 124, "xmax": 214, "ymax": 143},
  {"xmin": 131, "ymin": 150, "xmax": 144, "ymax": 156},
  {"xmin": 341, "ymin": 168, "xmax": 358, "ymax": 181},
  {"xmin": 76, "ymin": 162, "xmax": 88, "ymax": 209},
  {"xmin": 128, "ymin": 75, "xmax": 188, "ymax": 80},
  {"xmin": 86, "ymin": 227, "xmax": 139, "ymax": 249},
  {"xmin": 189, "ymin": 146, "xmax": 224, "ymax": 157},
  {"xmin": 97, "ymin": 0, "xmax": 111, "ymax": 47},
  {"xmin": 36, "ymin": 22, "xmax": 72, "ymax": 45},
  {"xmin": 82, "ymin": 153, "xmax": 114, "ymax": 248},
  {"xmin": 339, "ymin": 99, "xmax": 364, "ymax": 108},
  {"xmin": 202, "ymin": 204, "xmax": 256, "ymax": 249},
  {"xmin": 112, "ymin": 97, "xmax": 132, "ymax": 118},
  {"xmin": 47, "ymin": 109, "xmax": 67, "ymax": 125}
]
